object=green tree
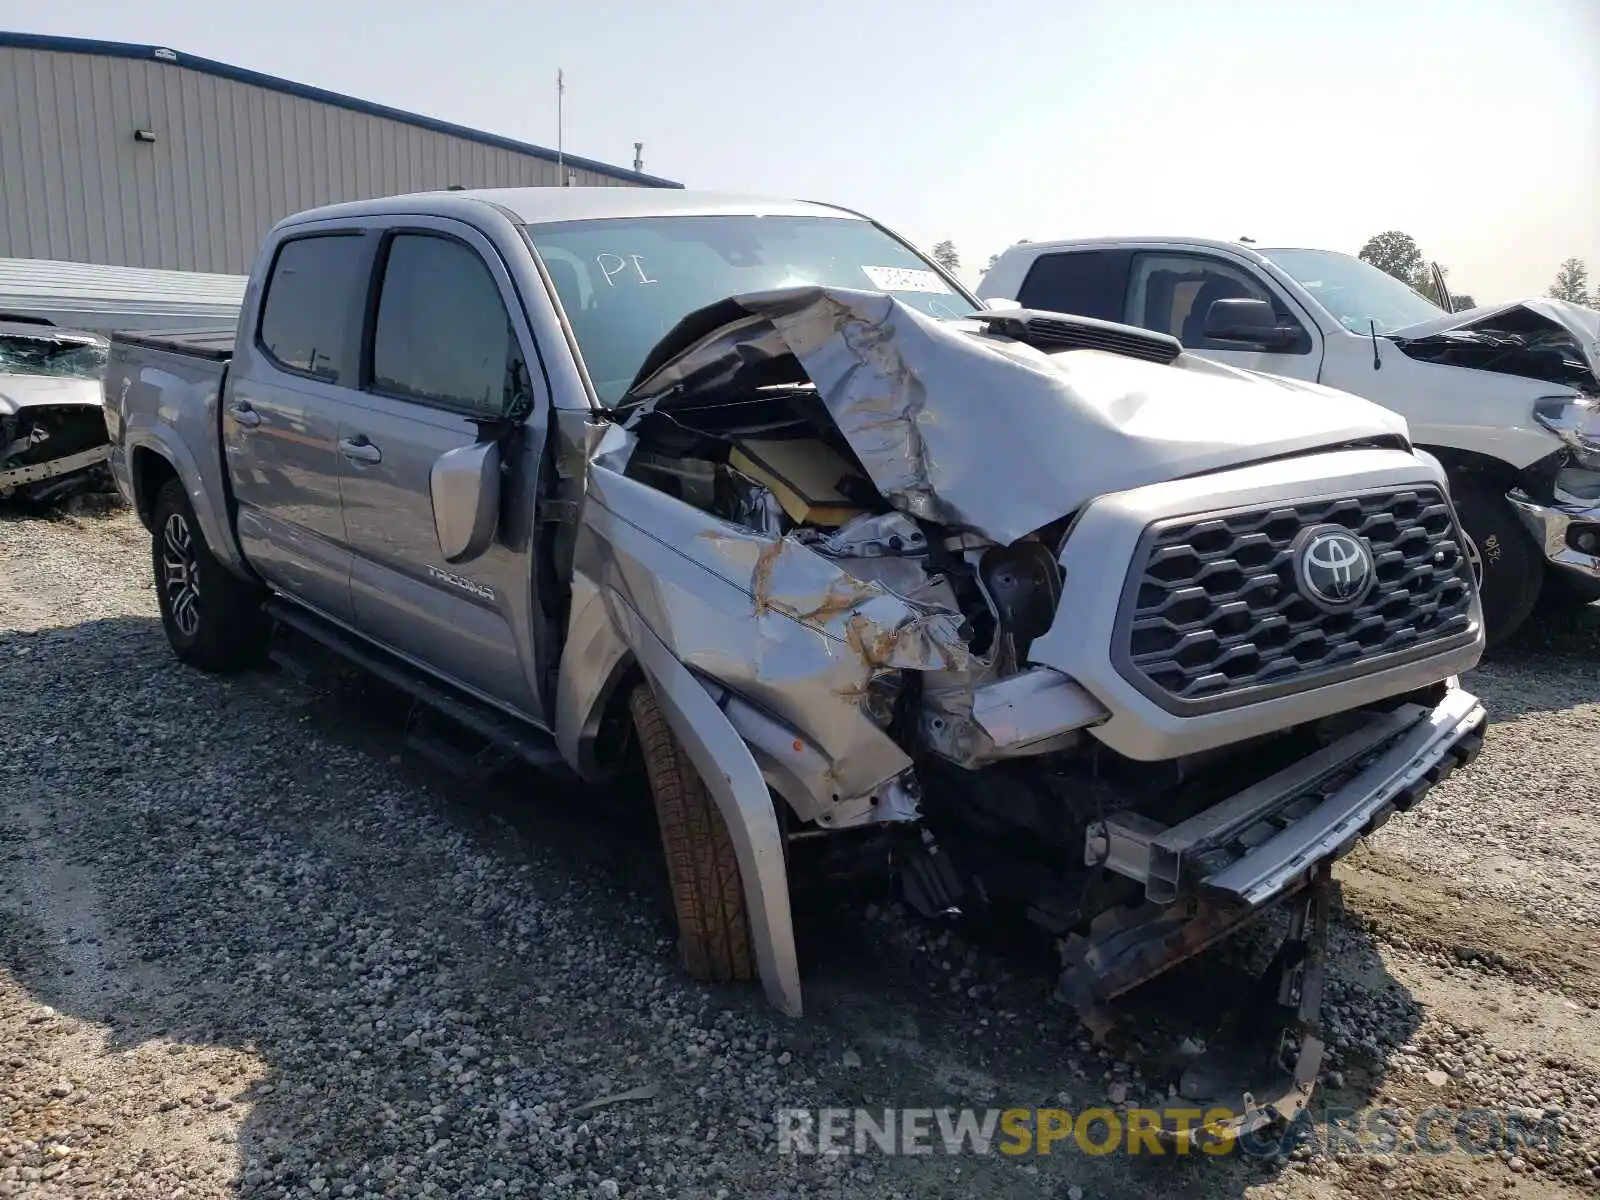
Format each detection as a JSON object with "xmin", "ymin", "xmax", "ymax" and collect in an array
[
  {"xmin": 931, "ymin": 240, "xmax": 960, "ymax": 272},
  {"xmin": 1450, "ymin": 293, "xmax": 1478, "ymax": 311},
  {"xmin": 982, "ymin": 253, "xmax": 1001, "ymax": 275},
  {"xmin": 1359, "ymin": 231, "xmax": 1425, "ymax": 285},
  {"xmin": 1548, "ymin": 257, "xmax": 1592, "ymax": 307}
]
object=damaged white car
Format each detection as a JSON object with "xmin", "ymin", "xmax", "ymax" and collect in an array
[
  {"xmin": 0, "ymin": 321, "xmax": 113, "ymax": 504},
  {"xmin": 105, "ymin": 190, "xmax": 1488, "ymax": 1138},
  {"xmin": 980, "ymin": 239, "xmax": 1600, "ymax": 643}
]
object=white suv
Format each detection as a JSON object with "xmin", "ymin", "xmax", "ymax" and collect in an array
[{"xmin": 980, "ymin": 238, "xmax": 1600, "ymax": 645}]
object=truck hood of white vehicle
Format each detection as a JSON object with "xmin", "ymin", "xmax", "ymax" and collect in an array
[
  {"xmin": 618, "ymin": 287, "xmax": 1410, "ymax": 545},
  {"xmin": 0, "ymin": 373, "xmax": 104, "ymax": 417},
  {"xmin": 1388, "ymin": 298, "xmax": 1600, "ymax": 395}
]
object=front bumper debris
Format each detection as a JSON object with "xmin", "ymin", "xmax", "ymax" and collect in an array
[
  {"xmin": 1059, "ymin": 685, "xmax": 1487, "ymax": 1143},
  {"xmin": 0, "ymin": 443, "xmax": 111, "ymax": 496},
  {"xmin": 1085, "ymin": 685, "xmax": 1486, "ymax": 910},
  {"xmin": 1508, "ymin": 490, "xmax": 1600, "ymax": 582}
]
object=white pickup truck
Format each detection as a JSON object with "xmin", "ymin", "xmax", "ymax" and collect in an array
[
  {"xmin": 980, "ymin": 239, "xmax": 1600, "ymax": 645},
  {"xmin": 105, "ymin": 188, "xmax": 1487, "ymax": 1137}
]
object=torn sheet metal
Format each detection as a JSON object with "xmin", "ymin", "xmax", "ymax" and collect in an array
[
  {"xmin": 1390, "ymin": 298, "xmax": 1600, "ymax": 387},
  {"xmin": 621, "ymin": 286, "xmax": 1409, "ymax": 545},
  {"xmin": 578, "ymin": 455, "xmax": 969, "ymax": 818},
  {"xmin": 919, "ymin": 664, "xmax": 1108, "ymax": 769}
]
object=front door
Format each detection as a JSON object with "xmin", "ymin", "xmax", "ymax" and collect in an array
[
  {"xmin": 226, "ymin": 230, "xmax": 371, "ymax": 623},
  {"xmin": 1124, "ymin": 251, "xmax": 1323, "ymax": 382},
  {"xmin": 332, "ymin": 223, "xmax": 549, "ymax": 723}
]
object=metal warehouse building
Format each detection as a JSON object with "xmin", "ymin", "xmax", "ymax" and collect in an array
[{"xmin": 0, "ymin": 31, "xmax": 680, "ymax": 276}]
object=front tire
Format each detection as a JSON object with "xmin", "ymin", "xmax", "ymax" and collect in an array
[
  {"xmin": 629, "ymin": 683, "xmax": 756, "ymax": 985},
  {"xmin": 150, "ymin": 478, "xmax": 270, "ymax": 671},
  {"xmin": 1450, "ymin": 477, "xmax": 1542, "ymax": 649}
]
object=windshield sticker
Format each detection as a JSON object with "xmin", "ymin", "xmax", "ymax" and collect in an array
[
  {"xmin": 597, "ymin": 253, "xmax": 658, "ymax": 286},
  {"xmin": 861, "ymin": 265, "xmax": 952, "ymax": 294}
]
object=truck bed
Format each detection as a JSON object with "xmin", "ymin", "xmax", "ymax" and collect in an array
[{"xmin": 110, "ymin": 326, "xmax": 236, "ymax": 361}]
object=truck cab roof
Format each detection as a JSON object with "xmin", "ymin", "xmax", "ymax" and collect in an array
[{"xmin": 275, "ymin": 187, "xmax": 869, "ymax": 232}]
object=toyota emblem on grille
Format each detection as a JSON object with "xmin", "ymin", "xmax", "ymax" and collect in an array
[{"xmin": 1293, "ymin": 525, "xmax": 1376, "ymax": 611}]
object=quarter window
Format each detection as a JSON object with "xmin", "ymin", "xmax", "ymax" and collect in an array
[
  {"xmin": 371, "ymin": 234, "xmax": 525, "ymax": 416},
  {"xmin": 258, "ymin": 234, "xmax": 367, "ymax": 383},
  {"xmin": 1016, "ymin": 250, "xmax": 1132, "ymax": 321}
]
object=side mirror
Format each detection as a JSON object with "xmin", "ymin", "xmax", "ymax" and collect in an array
[
  {"xmin": 430, "ymin": 440, "xmax": 502, "ymax": 564},
  {"xmin": 1202, "ymin": 297, "xmax": 1301, "ymax": 349}
]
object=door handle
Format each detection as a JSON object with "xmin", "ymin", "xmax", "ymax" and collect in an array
[
  {"xmin": 339, "ymin": 435, "xmax": 383, "ymax": 465},
  {"xmin": 229, "ymin": 402, "xmax": 261, "ymax": 429}
]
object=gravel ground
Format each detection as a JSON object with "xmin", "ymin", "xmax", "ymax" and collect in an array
[{"xmin": 2, "ymin": 502, "xmax": 1598, "ymax": 1199}]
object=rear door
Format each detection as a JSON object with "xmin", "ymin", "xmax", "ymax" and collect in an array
[
  {"xmin": 226, "ymin": 229, "xmax": 370, "ymax": 622},
  {"xmin": 331, "ymin": 220, "xmax": 549, "ymax": 722}
]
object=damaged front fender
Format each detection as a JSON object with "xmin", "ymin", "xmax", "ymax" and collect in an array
[{"xmin": 572, "ymin": 426, "xmax": 969, "ymax": 824}]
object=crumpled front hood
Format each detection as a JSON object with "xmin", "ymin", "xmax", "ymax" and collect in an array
[
  {"xmin": 621, "ymin": 286, "xmax": 1409, "ymax": 545},
  {"xmin": 0, "ymin": 373, "xmax": 103, "ymax": 417},
  {"xmin": 1389, "ymin": 298, "xmax": 1600, "ymax": 389}
]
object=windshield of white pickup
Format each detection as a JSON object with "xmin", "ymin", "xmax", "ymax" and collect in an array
[
  {"xmin": 1261, "ymin": 247, "xmax": 1444, "ymax": 335},
  {"xmin": 525, "ymin": 215, "xmax": 977, "ymax": 405}
]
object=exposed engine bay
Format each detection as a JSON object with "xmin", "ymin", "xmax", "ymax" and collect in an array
[
  {"xmin": 0, "ymin": 322, "xmax": 113, "ymax": 504},
  {"xmin": 612, "ymin": 326, "xmax": 1460, "ymax": 930},
  {"xmin": 1391, "ymin": 298, "xmax": 1600, "ymax": 396}
]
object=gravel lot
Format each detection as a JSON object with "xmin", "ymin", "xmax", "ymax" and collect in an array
[{"xmin": 2, "ymin": 502, "xmax": 1598, "ymax": 1199}]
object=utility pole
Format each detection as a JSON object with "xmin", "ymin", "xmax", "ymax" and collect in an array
[
  {"xmin": 556, "ymin": 69, "xmax": 565, "ymax": 185},
  {"xmin": 633, "ymin": 142, "xmax": 644, "ymax": 173}
]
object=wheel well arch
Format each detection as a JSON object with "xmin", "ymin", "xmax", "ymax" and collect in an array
[
  {"xmin": 576, "ymin": 654, "xmax": 647, "ymax": 780},
  {"xmin": 129, "ymin": 446, "xmax": 179, "ymax": 530},
  {"xmin": 1416, "ymin": 445, "xmax": 1520, "ymax": 491}
]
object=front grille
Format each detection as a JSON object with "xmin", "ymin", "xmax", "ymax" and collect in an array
[{"xmin": 1116, "ymin": 487, "xmax": 1476, "ymax": 712}]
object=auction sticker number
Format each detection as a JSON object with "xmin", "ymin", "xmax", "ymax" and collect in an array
[{"xmin": 861, "ymin": 265, "xmax": 952, "ymax": 294}]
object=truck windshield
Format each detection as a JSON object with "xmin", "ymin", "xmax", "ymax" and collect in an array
[
  {"xmin": 0, "ymin": 330, "xmax": 109, "ymax": 380},
  {"xmin": 1261, "ymin": 248, "xmax": 1444, "ymax": 335},
  {"xmin": 526, "ymin": 215, "xmax": 977, "ymax": 404}
]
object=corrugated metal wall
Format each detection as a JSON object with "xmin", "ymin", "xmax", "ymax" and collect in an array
[{"xmin": 0, "ymin": 46, "xmax": 646, "ymax": 275}]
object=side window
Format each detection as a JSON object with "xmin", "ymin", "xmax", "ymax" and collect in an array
[
  {"xmin": 258, "ymin": 234, "xmax": 368, "ymax": 383},
  {"xmin": 1016, "ymin": 250, "xmax": 1132, "ymax": 321},
  {"xmin": 1127, "ymin": 253, "xmax": 1307, "ymax": 353},
  {"xmin": 371, "ymin": 234, "xmax": 526, "ymax": 416}
]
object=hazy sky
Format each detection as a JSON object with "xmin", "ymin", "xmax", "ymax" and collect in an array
[{"xmin": 4, "ymin": 0, "xmax": 1596, "ymax": 302}]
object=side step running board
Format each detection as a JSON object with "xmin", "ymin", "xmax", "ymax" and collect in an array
[{"xmin": 264, "ymin": 599, "xmax": 567, "ymax": 775}]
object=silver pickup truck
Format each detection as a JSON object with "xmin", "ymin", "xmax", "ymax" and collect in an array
[{"xmin": 105, "ymin": 188, "xmax": 1487, "ymax": 1136}]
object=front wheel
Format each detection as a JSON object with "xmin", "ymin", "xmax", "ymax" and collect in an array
[
  {"xmin": 1450, "ymin": 478, "xmax": 1542, "ymax": 650},
  {"xmin": 150, "ymin": 477, "xmax": 270, "ymax": 671},
  {"xmin": 629, "ymin": 683, "xmax": 756, "ymax": 985}
]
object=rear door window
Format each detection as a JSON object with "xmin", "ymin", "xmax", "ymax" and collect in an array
[
  {"xmin": 257, "ymin": 234, "xmax": 368, "ymax": 383},
  {"xmin": 1016, "ymin": 250, "xmax": 1133, "ymax": 321},
  {"xmin": 369, "ymin": 233, "xmax": 524, "ymax": 417}
]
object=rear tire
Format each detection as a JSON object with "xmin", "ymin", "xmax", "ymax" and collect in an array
[
  {"xmin": 629, "ymin": 683, "xmax": 756, "ymax": 984},
  {"xmin": 150, "ymin": 478, "xmax": 270, "ymax": 672},
  {"xmin": 1450, "ymin": 477, "xmax": 1542, "ymax": 649}
]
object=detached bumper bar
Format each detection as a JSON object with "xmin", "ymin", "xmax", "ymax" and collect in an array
[
  {"xmin": 1202, "ymin": 686, "xmax": 1484, "ymax": 905},
  {"xmin": 1088, "ymin": 685, "xmax": 1487, "ymax": 909},
  {"xmin": 1508, "ymin": 491, "xmax": 1600, "ymax": 583},
  {"xmin": 0, "ymin": 444, "xmax": 110, "ymax": 492}
]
